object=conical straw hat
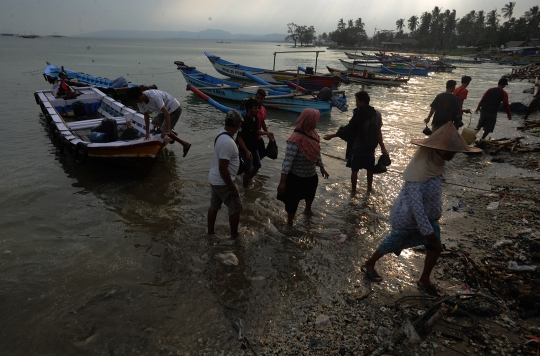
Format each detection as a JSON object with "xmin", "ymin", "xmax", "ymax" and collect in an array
[{"xmin": 411, "ymin": 122, "xmax": 482, "ymax": 153}]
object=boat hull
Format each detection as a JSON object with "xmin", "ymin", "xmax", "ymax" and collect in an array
[
  {"xmin": 205, "ymin": 52, "xmax": 340, "ymax": 90},
  {"xmin": 326, "ymin": 67, "xmax": 407, "ymax": 86},
  {"xmin": 338, "ymin": 59, "xmax": 383, "ymax": 73},
  {"xmin": 179, "ymin": 68, "xmax": 333, "ymax": 114},
  {"xmin": 35, "ymin": 87, "xmax": 166, "ymax": 172}
]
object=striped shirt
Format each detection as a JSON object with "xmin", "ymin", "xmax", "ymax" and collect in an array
[{"xmin": 281, "ymin": 141, "xmax": 323, "ymax": 177}]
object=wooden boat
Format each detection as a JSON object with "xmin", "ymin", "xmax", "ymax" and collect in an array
[
  {"xmin": 380, "ymin": 63, "xmax": 430, "ymax": 76},
  {"xmin": 326, "ymin": 66, "xmax": 409, "ymax": 86},
  {"xmin": 176, "ymin": 62, "xmax": 346, "ymax": 115},
  {"xmin": 34, "ymin": 86, "xmax": 167, "ymax": 172},
  {"xmin": 204, "ymin": 52, "xmax": 341, "ymax": 90},
  {"xmin": 43, "ymin": 63, "xmax": 157, "ymax": 99},
  {"xmin": 338, "ymin": 59, "xmax": 383, "ymax": 72}
]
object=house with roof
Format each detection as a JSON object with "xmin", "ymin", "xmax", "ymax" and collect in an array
[{"xmin": 380, "ymin": 38, "xmax": 419, "ymax": 50}]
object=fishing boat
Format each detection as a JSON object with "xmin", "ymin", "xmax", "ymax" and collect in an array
[
  {"xmin": 176, "ymin": 62, "xmax": 346, "ymax": 115},
  {"xmin": 338, "ymin": 59, "xmax": 383, "ymax": 72},
  {"xmin": 204, "ymin": 52, "xmax": 341, "ymax": 90},
  {"xmin": 34, "ymin": 86, "xmax": 168, "ymax": 172},
  {"xmin": 380, "ymin": 63, "xmax": 430, "ymax": 76},
  {"xmin": 43, "ymin": 63, "xmax": 157, "ymax": 99},
  {"xmin": 326, "ymin": 66, "xmax": 409, "ymax": 86}
]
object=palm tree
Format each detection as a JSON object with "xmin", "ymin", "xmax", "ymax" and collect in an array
[
  {"xmin": 486, "ymin": 9, "xmax": 500, "ymax": 28},
  {"xmin": 348, "ymin": 19, "xmax": 354, "ymax": 28},
  {"xmin": 354, "ymin": 18, "xmax": 364, "ymax": 29},
  {"xmin": 502, "ymin": 2, "xmax": 516, "ymax": 20},
  {"xmin": 337, "ymin": 18, "xmax": 345, "ymax": 30},
  {"xmin": 396, "ymin": 18, "xmax": 405, "ymax": 32},
  {"xmin": 408, "ymin": 15, "xmax": 418, "ymax": 33}
]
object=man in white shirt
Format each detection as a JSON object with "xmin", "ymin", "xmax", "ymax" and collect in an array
[
  {"xmin": 127, "ymin": 87, "xmax": 192, "ymax": 157},
  {"xmin": 207, "ymin": 110, "xmax": 244, "ymax": 238}
]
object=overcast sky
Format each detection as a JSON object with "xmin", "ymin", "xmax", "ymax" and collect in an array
[{"xmin": 1, "ymin": 0, "xmax": 538, "ymax": 37}]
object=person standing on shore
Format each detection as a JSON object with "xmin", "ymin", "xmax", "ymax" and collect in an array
[
  {"xmin": 475, "ymin": 78, "xmax": 512, "ymax": 140},
  {"xmin": 207, "ymin": 110, "xmax": 244, "ymax": 239},
  {"xmin": 453, "ymin": 76, "xmax": 473, "ymax": 124},
  {"xmin": 255, "ymin": 89, "xmax": 269, "ymax": 160},
  {"xmin": 236, "ymin": 98, "xmax": 274, "ymax": 188},
  {"xmin": 424, "ymin": 80, "xmax": 462, "ymax": 132},
  {"xmin": 323, "ymin": 91, "xmax": 387, "ymax": 193},
  {"xmin": 361, "ymin": 122, "xmax": 482, "ymax": 296},
  {"xmin": 277, "ymin": 108, "xmax": 329, "ymax": 226},
  {"xmin": 127, "ymin": 87, "xmax": 192, "ymax": 157}
]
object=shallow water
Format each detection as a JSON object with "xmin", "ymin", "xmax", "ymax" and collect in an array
[{"xmin": 0, "ymin": 36, "xmax": 537, "ymax": 354}]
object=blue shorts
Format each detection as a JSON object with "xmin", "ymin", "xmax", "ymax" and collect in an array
[
  {"xmin": 243, "ymin": 149, "xmax": 261, "ymax": 174},
  {"xmin": 376, "ymin": 221, "xmax": 442, "ymax": 256}
]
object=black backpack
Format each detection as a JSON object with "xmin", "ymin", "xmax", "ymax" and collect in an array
[{"xmin": 91, "ymin": 118, "xmax": 118, "ymax": 142}]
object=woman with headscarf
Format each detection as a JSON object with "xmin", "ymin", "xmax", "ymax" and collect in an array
[
  {"xmin": 361, "ymin": 122, "xmax": 481, "ymax": 296},
  {"xmin": 277, "ymin": 109, "xmax": 329, "ymax": 226}
]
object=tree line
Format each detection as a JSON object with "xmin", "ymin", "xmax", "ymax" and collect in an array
[{"xmin": 285, "ymin": 3, "xmax": 540, "ymax": 50}]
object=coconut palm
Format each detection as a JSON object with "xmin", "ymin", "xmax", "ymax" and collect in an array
[
  {"xmin": 396, "ymin": 18, "xmax": 405, "ymax": 32},
  {"xmin": 486, "ymin": 9, "xmax": 500, "ymax": 28},
  {"xmin": 408, "ymin": 15, "xmax": 418, "ymax": 33},
  {"xmin": 354, "ymin": 18, "xmax": 365, "ymax": 29},
  {"xmin": 502, "ymin": 2, "xmax": 516, "ymax": 19}
]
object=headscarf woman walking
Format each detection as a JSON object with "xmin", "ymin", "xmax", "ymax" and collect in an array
[{"xmin": 277, "ymin": 108, "xmax": 329, "ymax": 226}]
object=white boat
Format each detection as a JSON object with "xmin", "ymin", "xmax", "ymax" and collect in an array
[
  {"xmin": 338, "ymin": 59, "xmax": 383, "ymax": 72},
  {"xmin": 34, "ymin": 86, "xmax": 168, "ymax": 172}
]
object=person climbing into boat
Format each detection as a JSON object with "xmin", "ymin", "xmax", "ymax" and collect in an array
[
  {"xmin": 323, "ymin": 91, "xmax": 388, "ymax": 193},
  {"xmin": 453, "ymin": 76, "xmax": 472, "ymax": 125},
  {"xmin": 474, "ymin": 78, "xmax": 512, "ymax": 140},
  {"xmin": 236, "ymin": 98, "xmax": 274, "ymax": 188},
  {"xmin": 53, "ymin": 71, "xmax": 77, "ymax": 99},
  {"xmin": 424, "ymin": 80, "xmax": 462, "ymax": 132},
  {"xmin": 361, "ymin": 123, "xmax": 482, "ymax": 295},
  {"xmin": 255, "ymin": 89, "xmax": 268, "ymax": 160},
  {"xmin": 126, "ymin": 87, "xmax": 191, "ymax": 157}
]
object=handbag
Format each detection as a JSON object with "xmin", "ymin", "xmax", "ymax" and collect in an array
[
  {"xmin": 422, "ymin": 124, "xmax": 432, "ymax": 136},
  {"xmin": 265, "ymin": 139, "xmax": 278, "ymax": 160},
  {"xmin": 372, "ymin": 154, "xmax": 391, "ymax": 174}
]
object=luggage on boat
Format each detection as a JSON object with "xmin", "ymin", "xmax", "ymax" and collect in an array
[
  {"xmin": 72, "ymin": 101, "xmax": 86, "ymax": 117},
  {"xmin": 91, "ymin": 118, "xmax": 118, "ymax": 142},
  {"xmin": 89, "ymin": 132, "xmax": 109, "ymax": 143}
]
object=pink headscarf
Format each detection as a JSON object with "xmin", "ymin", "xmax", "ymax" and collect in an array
[{"xmin": 287, "ymin": 108, "xmax": 321, "ymax": 162}]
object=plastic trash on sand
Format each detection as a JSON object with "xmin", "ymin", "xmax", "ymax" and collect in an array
[
  {"xmin": 486, "ymin": 202, "xmax": 500, "ymax": 210},
  {"xmin": 507, "ymin": 261, "xmax": 537, "ymax": 272},
  {"xmin": 445, "ymin": 284, "xmax": 472, "ymax": 295},
  {"xmin": 315, "ymin": 314, "xmax": 331, "ymax": 329},
  {"xmin": 333, "ymin": 233, "xmax": 348, "ymax": 245},
  {"xmin": 402, "ymin": 319, "xmax": 421, "ymax": 343},
  {"xmin": 216, "ymin": 252, "xmax": 239, "ymax": 266},
  {"xmin": 492, "ymin": 239, "xmax": 513, "ymax": 249}
]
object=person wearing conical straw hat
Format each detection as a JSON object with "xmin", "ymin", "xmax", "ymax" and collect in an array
[{"xmin": 361, "ymin": 122, "xmax": 481, "ymax": 296}]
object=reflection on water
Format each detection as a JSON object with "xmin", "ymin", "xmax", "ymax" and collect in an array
[{"xmin": 0, "ymin": 36, "xmax": 537, "ymax": 353}]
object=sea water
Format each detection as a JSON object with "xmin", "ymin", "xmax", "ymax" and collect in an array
[{"xmin": 0, "ymin": 36, "xmax": 535, "ymax": 353}]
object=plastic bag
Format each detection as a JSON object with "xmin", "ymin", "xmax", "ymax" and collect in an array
[{"xmin": 265, "ymin": 139, "xmax": 278, "ymax": 160}]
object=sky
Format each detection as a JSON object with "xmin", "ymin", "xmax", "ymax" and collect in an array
[{"xmin": 1, "ymin": 0, "xmax": 538, "ymax": 37}]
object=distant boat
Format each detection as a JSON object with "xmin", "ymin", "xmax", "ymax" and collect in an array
[
  {"xmin": 20, "ymin": 34, "xmax": 39, "ymax": 38},
  {"xmin": 204, "ymin": 51, "xmax": 341, "ymax": 90},
  {"xmin": 327, "ymin": 66, "xmax": 409, "ymax": 86},
  {"xmin": 43, "ymin": 63, "xmax": 157, "ymax": 99},
  {"xmin": 339, "ymin": 59, "xmax": 383, "ymax": 72},
  {"xmin": 1, "ymin": 33, "xmax": 16, "ymax": 36},
  {"xmin": 380, "ymin": 63, "xmax": 430, "ymax": 76}
]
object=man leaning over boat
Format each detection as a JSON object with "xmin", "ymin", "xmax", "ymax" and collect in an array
[{"xmin": 127, "ymin": 87, "xmax": 192, "ymax": 157}]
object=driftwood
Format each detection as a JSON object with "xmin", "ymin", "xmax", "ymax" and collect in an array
[
  {"xmin": 476, "ymin": 137, "xmax": 526, "ymax": 154},
  {"xmin": 517, "ymin": 119, "xmax": 540, "ymax": 131},
  {"xmin": 504, "ymin": 64, "xmax": 540, "ymax": 81}
]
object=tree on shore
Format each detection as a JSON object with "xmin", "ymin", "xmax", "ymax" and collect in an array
[
  {"xmin": 502, "ymin": 2, "xmax": 516, "ymax": 20},
  {"xmin": 285, "ymin": 23, "xmax": 299, "ymax": 47},
  {"xmin": 328, "ymin": 17, "xmax": 368, "ymax": 47}
]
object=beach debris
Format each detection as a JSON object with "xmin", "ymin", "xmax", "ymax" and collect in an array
[
  {"xmin": 486, "ymin": 202, "xmax": 500, "ymax": 210},
  {"xmin": 315, "ymin": 314, "xmax": 331, "ymax": 329},
  {"xmin": 333, "ymin": 233, "xmax": 349, "ymax": 244},
  {"xmin": 492, "ymin": 239, "xmax": 513, "ymax": 248},
  {"xmin": 507, "ymin": 260, "xmax": 537, "ymax": 272},
  {"xmin": 402, "ymin": 319, "xmax": 421, "ymax": 343},
  {"xmin": 216, "ymin": 252, "xmax": 239, "ymax": 266}
]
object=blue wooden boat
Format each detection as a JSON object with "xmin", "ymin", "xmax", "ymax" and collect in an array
[
  {"xmin": 380, "ymin": 64, "xmax": 430, "ymax": 76},
  {"xmin": 43, "ymin": 63, "xmax": 157, "ymax": 98},
  {"xmin": 204, "ymin": 52, "xmax": 341, "ymax": 90},
  {"xmin": 176, "ymin": 62, "xmax": 346, "ymax": 114}
]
